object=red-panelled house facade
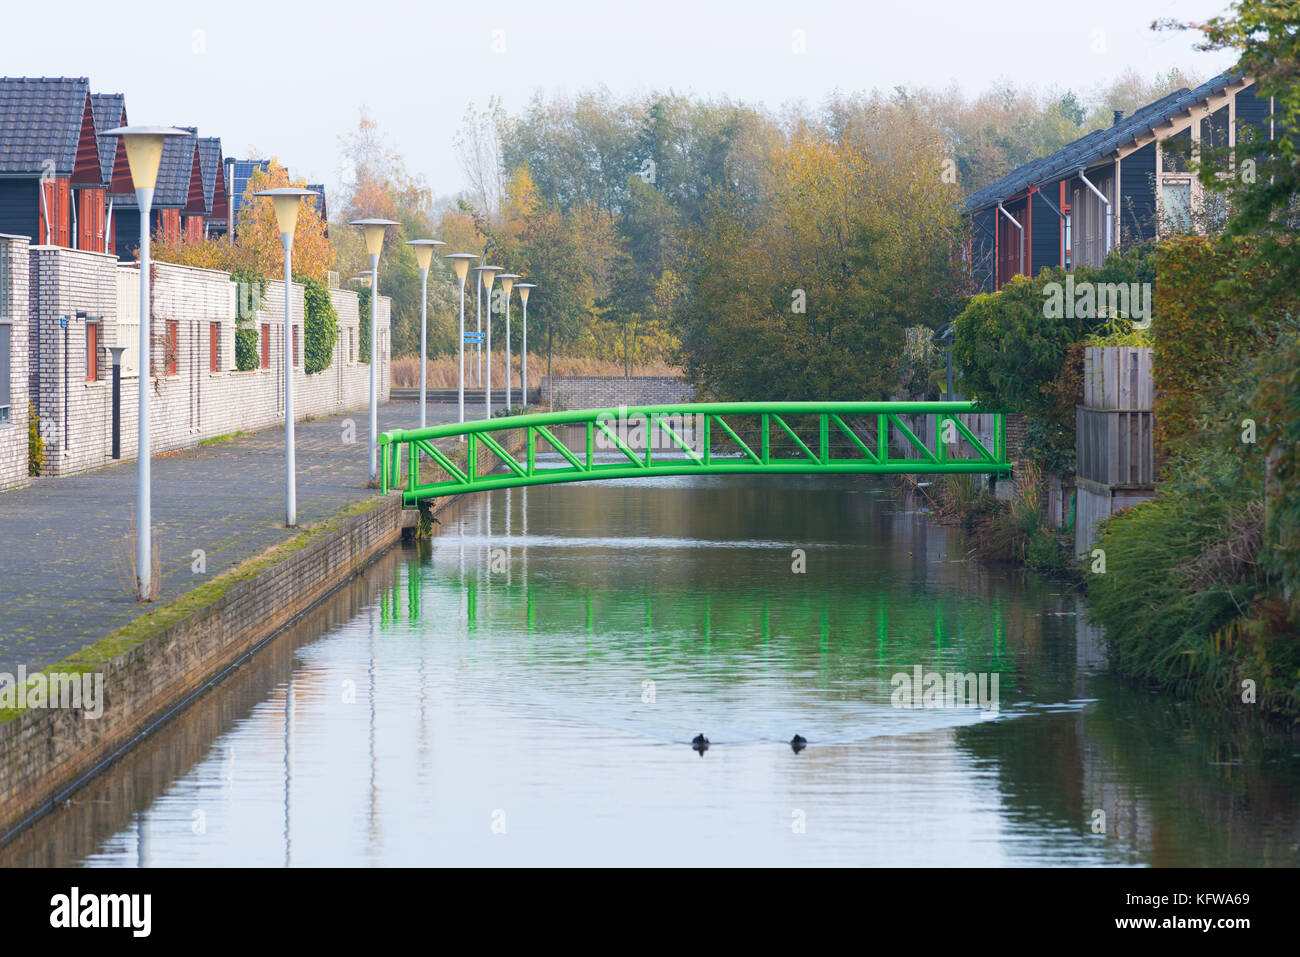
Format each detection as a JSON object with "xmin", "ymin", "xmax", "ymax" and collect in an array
[
  {"xmin": 91, "ymin": 92, "xmax": 129, "ymax": 256},
  {"xmin": 0, "ymin": 77, "xmax": 111, "ymax": 252},
  {"xmin": 113, "ymin": 127, "xmax": 197, "ymax": 259},
  {"xmin": 197, "ymin": 137, "xmax": 229, "ymax": 239}
]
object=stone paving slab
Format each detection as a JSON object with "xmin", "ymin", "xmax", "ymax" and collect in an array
[{"xmin": 0, "ymin": 400, "xmax": 507, "ymax": 674}]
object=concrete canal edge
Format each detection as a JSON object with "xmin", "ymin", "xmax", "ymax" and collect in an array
[
  {"xmin": 0, "ymin": 493, "xmax": 421, "ymax": 840},
  {"xmin": 0, "ymin": 418, "xmax": 528, "ymax": 844}
]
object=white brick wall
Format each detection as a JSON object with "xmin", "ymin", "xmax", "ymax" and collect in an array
[
  {"xmin": 0, "ymin": 234, "xmax": 30, "ymax": 491},
  {"xmin": 26, "ymin": 247, "xmax": 391, "ymax": 478}
]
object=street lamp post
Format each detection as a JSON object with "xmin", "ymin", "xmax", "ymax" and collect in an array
[
  {"xmin": 474, "ymin": 265, "xmax": 500, "ymax": 418},
  {"xmin": 497, "ymin": 274, "xmax": 521, "ymax": 410},
  {"xmin": 104, "ymin": 125, "xmax": 189, "ymax": 601},
  {"xmin": 349, "ymin": 218, "xmax": 400, "ymax": 481},
  {"xmin": 515, "ymin": 283, "xmax": 535, "ymax": 408},
  {"xmin": 445, "ymin": 254, "xmax": 479, "ymax": 429},
  {"xmin": 404, "ymin": 239, "xmax": 446, "ymax": 429},
  {"xmin": 257, "ymin": 187, "xmax": 317, "ymax": 527},
  {"xmin": 474, "ymin": 259, "xmax": 484, "ymax": 388}
]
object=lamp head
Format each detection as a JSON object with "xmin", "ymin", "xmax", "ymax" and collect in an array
[
  {"xmin": 404, "ymin": 239, "xmax": 446, "ymax": 272},
  {"xmin": 515, "ymin": 282, "xmax": 536, "ymax": 305},
  {"xmin": 498, "ymin": 272, "xmax": 522, "ymax": 296},
  {"xmin": 349, "ymin": 218, "xmax": 400, "ymax": 257},
  {"xmin": 445, "ymin": 252, "xmax": 479, "ymax": 283},
  {"xmin": 475, "ymin": 264, "xmax": 501, "ymax": 289},
  {"xmin": 103, "ymin": 126, "xmax": 190, "ymax": 192},
  {"xmin": 257, "ymin": 187, "xmax": 318, "ymax": 238}
]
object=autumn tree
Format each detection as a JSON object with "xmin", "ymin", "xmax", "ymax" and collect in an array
[{"xmin": 238, "ymin": 160, "xmax": 333, "ymax": 279}]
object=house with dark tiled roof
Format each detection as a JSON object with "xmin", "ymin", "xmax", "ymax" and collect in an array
[
  {"xmin": 197, "ymin": 136, "xmax": 229, "ymax": 238},
  {"xmin": 90, "ymin": 92, "xmax": 129, "ymax": 255},
  {"xmin": 965, "ymin": 72, "xmax": 1276, "ymax": 292},
  {"xmin": 0, "ymin": 77, "xmax": 108, "ymax": 251},
  {"xmin": 112, "ymin": 127, "xmax": 201, "ymax": 259}
]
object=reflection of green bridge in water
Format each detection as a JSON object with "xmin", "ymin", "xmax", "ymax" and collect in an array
[
  {"xmin": 377, "ymin": 546, "xmax": 1024, "ymax": 688},
  {"xmin": 379, "ymin": 402, "xmax": 1011, "ymax": 504}
]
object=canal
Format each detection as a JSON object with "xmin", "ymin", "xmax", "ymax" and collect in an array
[{"xmin": 5, "ymin": 471, "xmax": 1299, "ymax": 866}]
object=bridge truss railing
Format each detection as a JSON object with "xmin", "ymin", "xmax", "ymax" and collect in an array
[{"xmin": 379, "ymin": 401, "xmax": 1009, "ymax": 504}]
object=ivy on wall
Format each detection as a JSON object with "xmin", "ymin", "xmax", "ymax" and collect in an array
[{"xmin": 298, "ymin": 274, "xmax": 338, "ymax": 375}]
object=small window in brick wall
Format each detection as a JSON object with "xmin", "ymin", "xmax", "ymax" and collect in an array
[
  {"xmin": 260, "ymin": 323, "xmax": 270, "ymax": 370},
  {"xmin": 0, "ymin": 322, "xmax": 10, "ymax": 425},
  {"xmin": 85, "ymin": 319, "xmax": 99, "ymax": 381},
  {"xmin": 209, "ymin": 322, "xmax": 220, "ymax": 373},
  {"xmin": 165, "ymin": 320, "xmax": 179, "ymax": 376}
]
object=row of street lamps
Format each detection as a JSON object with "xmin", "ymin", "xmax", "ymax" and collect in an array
[{"xmin": 107, "ymin": 124, "xmax": 537, "ymax": 601}]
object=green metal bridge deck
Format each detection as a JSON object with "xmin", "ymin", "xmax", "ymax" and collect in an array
[{"xmin": 379, "ymin": 401, "xmax": 1011, "ymax": 504}]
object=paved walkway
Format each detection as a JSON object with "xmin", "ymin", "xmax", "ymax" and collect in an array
[{"xmin": 0, "ymin": 400, "xmax": 503, "ymax": 674}]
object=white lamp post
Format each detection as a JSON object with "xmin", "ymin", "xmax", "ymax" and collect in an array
[
  {"xmin": 515, "ymin": 283, "xmax": 535, "ymax": 408},
  {"xmin": 474, "ymin": 265, "xmax": 501, "ymax": 418},
  {"xmin": 497, "ymin": 273, "xmax": 521, "ymax": 410},
  {"xmin": 104, "ymin": 125, "xmax": 189, "ymax": 601},
  {"xmin": 257, "ymin": 187, "xmax": 317, "ymax": 527},
  {"xmin": 473, "ymin": 258, "xmax": 483, "ymax": 388},
  {"xmin": 444, "ymin": 254, "xmax": 478, "ymax": 428},
  {"xmin": 404, "ymin": 239, "xmax": 446, "ymax": 429},
  {"xmin": 349, "ymin": 217, "xmax": 400, "ymax": 481}
]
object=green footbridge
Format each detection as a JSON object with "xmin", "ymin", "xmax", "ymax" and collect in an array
[{"xmin": 379, "ymin": 401, "xmax": 1011, "ymax": 505}]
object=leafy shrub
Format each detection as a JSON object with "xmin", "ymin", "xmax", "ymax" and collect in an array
[
  {"xmin": 951, "ymin": 245, "xmax": 1156, "ymax": 466},
  {"xmin": 1152, "ymin": 235, "xmax": 1300, "ymax": 459},
  {"xmin": 1255, "ymin": 331, "xmax": 1300, "ymax": 606}
]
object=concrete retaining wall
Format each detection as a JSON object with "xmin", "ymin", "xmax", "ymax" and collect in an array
[
  {"xmin": 0, "ymin": 494, "xmax": 407, "ymax": 838},
  {"xmin": 541, "ymin": 375, "xmax": 694, "ymax": 410},
  {"xmin": 0, "ymin": 431, "xmax": 524, "ymax": 841}
]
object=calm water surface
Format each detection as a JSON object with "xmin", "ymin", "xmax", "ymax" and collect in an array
[{"xmin": 6, "ymin": 469, "xmax": 1299, "ymax": 866}]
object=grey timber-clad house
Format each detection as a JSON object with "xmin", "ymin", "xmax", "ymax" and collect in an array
[{"xmin": 966, "ymin": 72, "xmax": 1275, "ymax": 292}]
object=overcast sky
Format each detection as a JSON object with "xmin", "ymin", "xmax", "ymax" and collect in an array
[{"xmin": 1, "ymin": 0, "xmax": 1239, "ymax": 203}]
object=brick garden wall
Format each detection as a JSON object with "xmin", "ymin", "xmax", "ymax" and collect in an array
[
  {"xmin": 25, "ymin": 247, "xmax": 391, "ymax": 478},
  {"xmin": 0, "ymin": 235, "xmax": 30, "ymax": 491},
  {"xmin": 541, "ymin": 375, "xmax": 695, "ymax": 409}
]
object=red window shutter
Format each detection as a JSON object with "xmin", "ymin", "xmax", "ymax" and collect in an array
[
  {"xmin": 85, "ymin": 322, "xmax": 98, "ymax": 380},
  {"xmin": 165, "ymin": 320, "xmax": 179, "ymax": 376},
  {"xmin": 261, "ymin": 323, "xmax": 270, "ymax": 369},
  {"xmin": 209, "ymin": 323, "xmax": 219, "ymax": 373},
  {"xmin": 57, "ymin": 180, "xmax": 71, "ymax": 247}
]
